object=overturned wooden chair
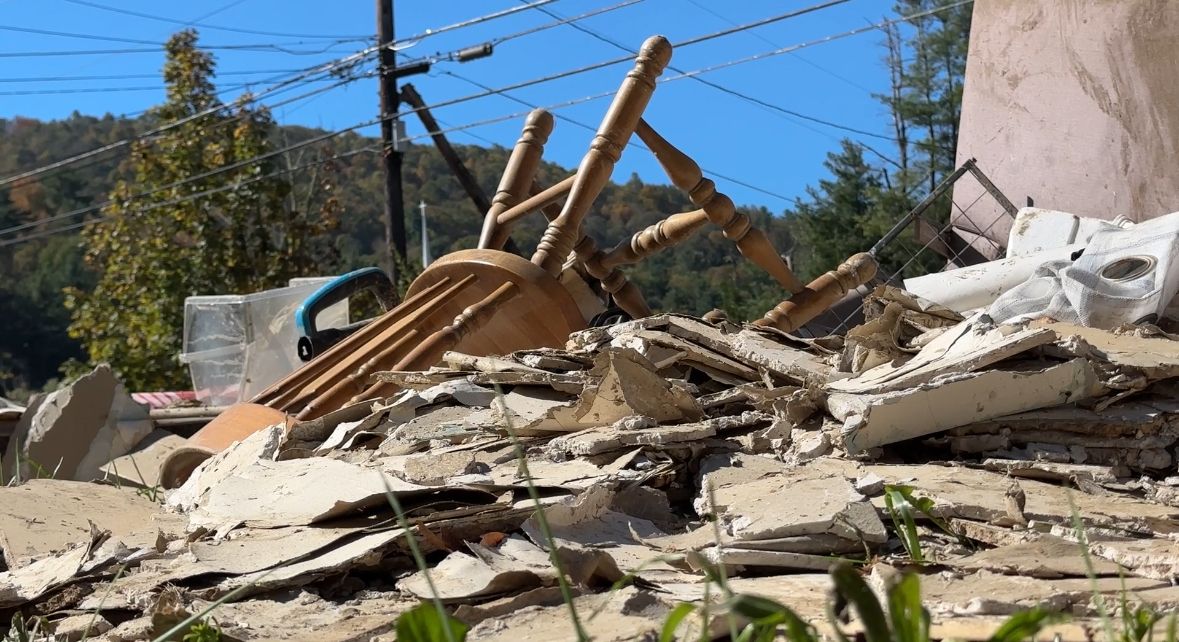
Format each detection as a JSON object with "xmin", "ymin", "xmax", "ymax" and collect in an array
[{"xmin": 160, "ymin": 34, "xmax": 855, "ymax": 488}]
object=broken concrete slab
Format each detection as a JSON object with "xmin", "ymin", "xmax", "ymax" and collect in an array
[
  {"xmin": 831, "ymin": 359, "xmax": 1103, "ymax": 453},
  {"xmin": 0, "ymin": 479, "xmax": 181, "ymax": 569},
  {"xmin": 466, "ymin": 586, "xmax": 670, "ymax": 642},
  {"xmin": 2, "ymin": 364, "xmax": 153, "ymax": 483},
  {"xmin": 1088, "ymin": 538, "xmax": 1179, "ymax": 581},
  {"xmin": 1037, "ymin": 320, "xmax": 1179, "ymax": 381}
]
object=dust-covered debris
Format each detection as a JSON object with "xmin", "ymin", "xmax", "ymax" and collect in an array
[{"xmin": 10, "ymin": 298, "xmax": 1179, "ymax": 636}]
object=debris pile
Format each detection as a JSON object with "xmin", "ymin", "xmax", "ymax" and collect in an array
[{"xmin": 4, "ymin": 284, "xmax": 1179, "ymax": 640}]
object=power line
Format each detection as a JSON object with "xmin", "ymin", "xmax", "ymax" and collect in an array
[
  {"xmin": 0, "ymin": 146, "xmax": 380, "ymax": 248},
  {"xmin": 440, "ymin": 70, "xmax": 797, "ymax": 204},
  {"xmin": 519, "ymin": 0, "xmax": 893, "ymax": 143},
  {"xmin": 682, "ymin": 0, "xmax": 874, "ymax": 94},
  {"xmin": 0, "ymin": 1, "xmax": 560, "ymax": 185},
  {"xmin": 0, "ymin": 41, "xmax": 367, "ymax": 57},
  {"xmin": 0, "ymin": 68, "xmax": 309, "ymax": 83},
  {"xmin": 60, "ymin": 0, "xmax": 370, "ymax": 41},
  {"xmin": 493, "ymin": 0, "xmax": 645, "ymax": 45},
  {"xmin": 0, "ymin": 77, "xmax": 347, "ymax": 96}
]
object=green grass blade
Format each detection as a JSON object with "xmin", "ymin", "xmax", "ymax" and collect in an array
[
  {"xmin": 887, "ymin": 573, "xmax": 929, "ymax": 642},
  {"xmin": 381, "ymin": 476, "xmax": 458, "ymax": 642},
  {"xmin": 985, "ymin": 606, "xmax": 1065, "ymax": 642},
  {"xmin": 395, "ymin": 603, "xmax": 469, "ymax": 642},
  {"xmin": 884, "ymin": 486, "xmax": 924, "ymax": 563},
  {"xmin": 830, "ymin": 563, "xmax": 891, "ymax": 642},
  {"xmin": 659, "ymin": 603, "xmax": 697, "ymax": 642}
]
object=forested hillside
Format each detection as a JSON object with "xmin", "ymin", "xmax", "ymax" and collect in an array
[{"xmin": 0, "ymin": 112, "xmax": 793, "ymax": 393}]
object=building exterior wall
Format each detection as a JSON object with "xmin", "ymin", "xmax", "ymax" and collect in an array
[{"xmin": 952, "ymin": 0, "xmax": 1179, "ymax": 247}]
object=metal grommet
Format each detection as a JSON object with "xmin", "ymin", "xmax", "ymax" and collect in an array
[{"xmin": 1100, "ymin": 255, "xmax": 1156, "ymax": 281}]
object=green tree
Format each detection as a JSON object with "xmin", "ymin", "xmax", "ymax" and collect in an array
[{"xmin": 66, "ymin": 30, "xmax": 334, "ymax": 390}]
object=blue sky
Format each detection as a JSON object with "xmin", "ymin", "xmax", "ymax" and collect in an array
[{"xmin": 0, "ymin": 0, "xmax": 902, "ymax": 212}]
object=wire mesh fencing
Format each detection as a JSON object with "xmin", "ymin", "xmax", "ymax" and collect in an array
[{"xmin": 794, "ymin": 158, "xmax": 1020, "ymax": 338}]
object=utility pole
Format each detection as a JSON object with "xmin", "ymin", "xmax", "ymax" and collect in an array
[{"xmin": 377, "ymin": 0, "xmax": 406, "ymax": 280}]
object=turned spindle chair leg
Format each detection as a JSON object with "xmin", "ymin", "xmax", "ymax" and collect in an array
[
  {"xmin": 531, "ymin": 35, "xmax": 673, "ymax": 276},
  {"xmin": 634, "ymin": 119, "xmax": 805, "ymax": 294},
  {"xmin": 755, "ymin": 252, "xmax": 878, "ymax": 334},
  {"xmin": 478, "ymin": 109, "xmax": 555, "ymax": 251}
]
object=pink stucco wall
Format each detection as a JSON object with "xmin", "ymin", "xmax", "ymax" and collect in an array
[{"xmin": 952, "ymin": 0, "xmax": 1179, "ymax": 247}]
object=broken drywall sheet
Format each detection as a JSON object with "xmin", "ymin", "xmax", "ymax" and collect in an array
[
  {"xmin": 100, "ymin": 430, "xmax": 187, "ymax": 489},
  {"xmin": 828, "ymin": 318, "xmax": 1057, "ymax": 394},
  {"xmin": 981, "ymin": 458, "xmax": 1117, "ymax": 483},
  {"xmin": 865, "ymin": 464, "xmax": 1179, "ymax": 535},
  {"xmin": 187, "ymin": 590, "xmax": 415, "ymax": 642},
  {"xmin": 2, "ymin": 364, "xmax": 153, "ymax": 483},
  {"xmin": 0, "ymin": 479, "xmax": 179, "ymax": 569},
  {"xmin": 166, "ymin": 424, "xmax": 285, "ymax": 514},
  {"xmin": 185, "ymin": 457, "xmax": 438, "ymax": 529},
  {"xmin": 573, "ymin": 348, "xmax": 702, "ymax": 427},
  {"xmin": 548, "ymin": 413, "xmax": 767, "ymax": 457},
  {"xmin": 946, "ymin": 535, "xmax": 1123, "ymax": 578},
  {"xmin": 1036, "ymin": 320, "xmax": 1179, "ymax": 381},
  {"xmin": 0, "ymin": 525, "xmax": 102, "ymax": 608},
  {"xmin": 217, "ymin": 527, "xmax": 407, "ymax": 596},
  {"xmin": 399, "ymin": 549, "xmax": 544, "ymax": 602},
  {"xmin": 441, "ymin": 352, "xmax": 549, "ymax": 375},
  {"xmin": 831, "ymin": 359, "xmax": 1103, "ymax": 453},
  {"xmin": 704, "ymin": 471, "xmax": 885, "ymax": 544}
]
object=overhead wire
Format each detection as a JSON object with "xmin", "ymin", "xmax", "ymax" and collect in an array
[
  {"xmin": 0, "ymin": 68, "xmax": 311, "ymax": 83},
  {"xmin": 439, "ymin": 70, "xmax": 797, "ymax": 204},
  {"xmin": 519, "ymin": 0, "xmax": 895, "ymax": 144},
  {"xmin": 0, "ymin": 0, "xmax": 566, "ymax": 186},
  {"xmin": 59, "ymin": 0, "xmax": 370, "ymax": 41},
  {"xmin": 0, "ymin": 0, "xmax": 970, "ymax": 243},
  {"xmin": 0, "ymin": 146, "xmax": 381, "ymax": 248}
]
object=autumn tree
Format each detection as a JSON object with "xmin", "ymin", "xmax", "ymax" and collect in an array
[{"xmin": 67, "ymin": 30, "xmax": 335, "ymax": 390}]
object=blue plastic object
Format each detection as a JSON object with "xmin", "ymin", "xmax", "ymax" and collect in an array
[{"xmin": 295, "ymin": 267, "xmax": 398, "ymax": 361}]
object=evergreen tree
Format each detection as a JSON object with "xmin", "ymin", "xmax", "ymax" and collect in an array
[{"xmin": 66, "ymin": 30, "xmax": 334, "ymax": 390}]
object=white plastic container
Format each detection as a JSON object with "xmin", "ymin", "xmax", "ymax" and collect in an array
[{"xmin": 179, "ymin": 279, "xmax": 348, "ymax": 406}]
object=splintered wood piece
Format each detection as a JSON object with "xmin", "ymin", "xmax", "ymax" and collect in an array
[
  {"xmin": 353, "ymin": 282, "xmax": 521, "ymax": 402},
  {"xmin": 496, "ymin": 175, "xmax": 575, "ymax": 228},
  {"xmin": 599, "ymin": 208, "xmax": 710, "ymax": 270},
  {"xmin": 478, "ymin": 109, "xmax": 555, "ymax": 251},
  {"xmin": 635, "ymin": 118, "xmax": 805, "ymax": 294},
  {"xmin": 531, "ymin": 35, "xmax": 673, "ymax": 276},
  {"xmin": 756, "ymin": 252, "xmax": 878, "ymax": 333}
]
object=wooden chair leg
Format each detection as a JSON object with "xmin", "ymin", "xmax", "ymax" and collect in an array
[
  {"xmin": 531, "ymin": 35, "xmax": 673, "ymax": 276},
  {"xmin": 634, "ymin": 119, "xmax": 805, "ymax": 294},
  {"xmin": 478, "ymin": 109, "xmax": 555, "ymax": 250},
  {"xmin": 755, "ymin": 252, "xmax": 878, "ymax": 333}
]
